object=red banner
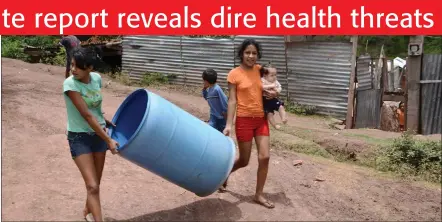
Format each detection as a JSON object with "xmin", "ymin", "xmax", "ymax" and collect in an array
[{"xmin": 1, "ymin": 0, "xmax": 441, "ymax": 35}]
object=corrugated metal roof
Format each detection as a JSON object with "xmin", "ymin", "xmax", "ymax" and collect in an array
[
  {"xmin": 234, "ymin": 35, "xmax": 288, "ymax": 97},
  {"xmin": 286, "ymin": 41, "xmax": 352, "ymax": 119},
  {"xmin": 420, "ymin": 53, "xmax": 442, "ymax": 135}
]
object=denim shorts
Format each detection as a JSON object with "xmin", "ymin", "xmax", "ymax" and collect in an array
[
  {"xmin": 208, "ymin": 115, "xmax": 226, "ymax": 132},
  {"xmin": 67, "ymin": 131, "xmax": 108, "ymax": 159}
]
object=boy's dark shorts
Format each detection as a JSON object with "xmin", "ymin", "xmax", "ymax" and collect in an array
[
  {"xmin": 67, "ymin": 131, "xmax": 108, "ymax": 159},
  {"xmin": 209, "ymin": 115, "xmax": 227, "ymax": 132},
  {"xmin": 263, "ymin": 97, "xmax": 284, "ymax": 114}
]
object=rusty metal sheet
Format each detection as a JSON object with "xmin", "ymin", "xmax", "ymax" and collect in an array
[
  {"xmin": 420, "ymin": 54, "xmax": 442, "ymax": 135},
  {"xmin": 286, "ymin": 41, "xmax": 353, "ymax": 119}
]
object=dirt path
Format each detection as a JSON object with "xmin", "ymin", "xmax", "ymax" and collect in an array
[{"xmin": 1, "ymin": 58, "xmax": 441, "ymax": 221}]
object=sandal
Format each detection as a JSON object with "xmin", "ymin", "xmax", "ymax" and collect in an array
[
  {"xmin": 84, "ymin": 213, "xmax": 94, "ymax": 222},
  {"xmin": 218, "ymin": 180, "xmax": 228, "ymax": 193},
  {"xmin": 253, "ymin": 199, "xmax": 275, "ymax": 209},
  {"xmin": 218, "ymin": 183, "xmax": 228, "ymax": 192},
  {"xmin": 218, "ymin": 186, "xmax": 227, "ymax": 193}
]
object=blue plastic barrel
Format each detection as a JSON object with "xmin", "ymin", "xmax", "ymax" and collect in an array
[{"xmin": 108, "ymin": 89, "xmax": 236, "ymax": 197}]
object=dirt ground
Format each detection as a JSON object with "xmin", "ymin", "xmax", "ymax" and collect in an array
[{"xmin": 2, "ymin": 58, "xmax": 441, "ymax": 221}]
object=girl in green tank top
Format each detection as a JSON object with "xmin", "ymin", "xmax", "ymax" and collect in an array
[{"xmin": 63, "ymin": 46, "xmax": 119, "ymax": 221}]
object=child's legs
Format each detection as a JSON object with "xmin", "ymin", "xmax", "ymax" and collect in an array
[
  {"xmin": 399, "ymin": 125, "xmax": 405, "ymax": 131},
  {"xmin": 278, "ymin": 104, "xmax": 287, "ymax": 123},
  {"xmin": 266, "ymin": 112, "xmax": 278, "ymax": 128},
  {"xmin": 68, "ymin": 132, "xmax": 103, "ymax": 221}
]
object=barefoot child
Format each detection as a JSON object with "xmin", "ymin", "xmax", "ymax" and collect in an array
[
  {"xmin": 396, "ymin": 101, "xmax": 405, "ymax": 131},
  {"xmin": 202, "ymin": 68, "xmax": 228, "ymax": 132},
  {"xmin": 260, "ymin": 64, "xmax": 287, "ymax": 129}
]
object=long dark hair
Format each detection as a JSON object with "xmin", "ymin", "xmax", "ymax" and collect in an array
[
  {"xmin": 71, "ymin": 46, "xmax": 100, "ymax": 70},
  {"xmin": 237, "ymin": 38, "xmax": 262, "ymax": 62}
]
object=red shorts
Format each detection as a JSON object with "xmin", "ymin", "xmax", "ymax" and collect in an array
[{"xmin": 235, "ymin": 117, "xmax": 270, "ymax": 142}]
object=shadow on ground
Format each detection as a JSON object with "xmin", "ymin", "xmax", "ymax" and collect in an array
[
  {"xmin": 225, "ymin": 190, "xmax": 293, "ymax": 207},
  {"xmin": 106, "ymin": 198, "xmax": 242, "ymax": 221},
  {"xmin": 105, "ymin": 191, "xmax": 291, "ymax": 221}
]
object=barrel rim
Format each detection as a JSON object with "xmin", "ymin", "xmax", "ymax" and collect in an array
[{"xmin": 109, "ymin": 88, "xmax": 150, "ymax": 152}]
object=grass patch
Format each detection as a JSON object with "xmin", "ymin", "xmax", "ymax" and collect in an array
[
  {"xmin": 271, "ymin": 130, "xmax": 331, "ymax": 158},
  {"xmin": 343, "ymin": 132, "xmax": 394, "ymax": 146},
  {"xmin": 276, "ymin": 124, "xmax": 324, "ymax": 141}
]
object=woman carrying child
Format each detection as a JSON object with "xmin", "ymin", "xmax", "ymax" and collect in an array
[{"xmin": 221, "ymin": 38, "xmax": 278, "ymax": 209}]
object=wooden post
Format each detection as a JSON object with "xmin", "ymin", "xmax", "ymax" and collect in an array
[
  {"xmin": 345, "ymin": 36, "xmax": 359, "ymax": 129},
  {"xmin": 389, "ymin": 60, "xmax": 394, "ymax": 92},
  {"xmin": 380, "ymin": 57, "xmax": 388, "ymax": 127},
  {"xmin": 406, "ymin": 36, "xmax": 424, "ymax": 133},
  {"xmin": 382, "ymin": 58, "xmax": 388, "ymax": 94}
]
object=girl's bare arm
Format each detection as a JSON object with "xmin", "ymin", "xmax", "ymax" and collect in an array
[{"xmin": 226, "ymin": 83, "xmax": 237, "ymax": 128}]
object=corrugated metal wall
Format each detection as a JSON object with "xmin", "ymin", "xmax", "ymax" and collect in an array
[
  {"xmin": 122, "ymin": 36, "xmax": 184, "ymax": 84},
  {"xmin": 181, "ymin": 37, "xmax": 234, "ymax": 88},
  {"xmin": 286, "ymin": 42, "xmax": 353, "ymax": 118},
  {"xmin": 356, "ymin": 54, "xmax": 373, "ymax": 91},
  {"xmin": 420, "ymin": 54, "xmax": 442, "ymax": 135},
  {"xmin": 122, "ymin": 36, "xmax": 354, "ymax": 119},
  {"xmin": 123, "ymin": 35, "xmax": 289, "ymax": 93},
  {"xmin": 354, "ymin": 89, "xmax": 382, "ymax": 129},
  {"xmin": 234, "ymin": 35, "xmax": 288, "ymax": 97}
]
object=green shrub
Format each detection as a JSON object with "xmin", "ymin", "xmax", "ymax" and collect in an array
[
  {"xmin": 2, "ymin": 36, "xmax": 60, "ymax": 62},
  {"xmin": 107, "ymin": 72, "xmax": 131, "ymax": 86},
  {"xmin": 284, "ymin": 100, "xmax": 318, "ymax": 115},
  {"xmin": 53, "ymin": 47, "xmax": 67, "ymax": 66},
  {"xmin": 375, "ymin": 131, "xmax": 441, "ymax": 183},
  {"xmin": 1, "ymin": 36, "xmax": 27, "ymax": 59},
  {"xmin": 22, "ymin": 36, "xmax": 59, "ymax": 48},
  {"xmin": 140, "ymin": 72, "xmax": 176, "ymax": 86},
  {"xmin": 41, "ymin": 47, "xmax": 66, "ymax": 66}
]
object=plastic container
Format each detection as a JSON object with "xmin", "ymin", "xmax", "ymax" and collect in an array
[{"xmin": 108, "ymin": 89, "xmax": 236, "ymax": 197}]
